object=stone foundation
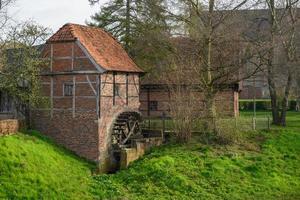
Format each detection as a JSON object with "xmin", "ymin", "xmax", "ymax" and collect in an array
[{"xmin": 120, "ymin": 137, "xmax": 163, "ymax": 169}]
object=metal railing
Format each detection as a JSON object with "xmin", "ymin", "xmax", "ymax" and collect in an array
[{"xmin": 141, "ymin": 115, "xmax": 271, "ymax": 134}]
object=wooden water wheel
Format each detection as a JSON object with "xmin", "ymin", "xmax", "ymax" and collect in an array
[{"xmin": 112, "ymin": 112, "xmax": 142, "ymax": 149}]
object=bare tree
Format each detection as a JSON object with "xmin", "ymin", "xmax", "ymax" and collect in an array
[
  {"xmin": 260, "ymin": 0, "xmax": 299, "ymax": 125},
  {"xmin": 165, "ymin": 0, "xmax": 261, "ymax": 134},
  {"xmin": 0, "ymin": 0, "xmax": 15, "ymax": 41},
  {"xmin": 0, "ymin": 0, "xmax": 15, "ymax": 74},
  {"xmin": 163, "ymin": 54, "xmax": 201, "ymax": 142}
]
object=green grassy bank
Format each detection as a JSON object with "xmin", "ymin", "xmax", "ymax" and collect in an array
[{"xmin": 0, "ymin": 111, "xmax": 299, "ymax": 199}]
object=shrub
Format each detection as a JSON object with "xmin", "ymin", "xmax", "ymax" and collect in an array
[{"xmin": 215, "ymin": 119, "xmax": 242, "ymax": 145}]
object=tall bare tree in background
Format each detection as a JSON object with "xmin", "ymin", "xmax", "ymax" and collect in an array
[
  {"xmin": 1, "ymin": 0, "xmax": 15, "ymax": 73},
  {"xmin": 262, "ymin": 0, "xmax": 299, "ymax": 126},
  {"xmin": 0, "ymin": 0, "xmax": 14, "ymax": 25},
  {"xmin": 165, "ymin": 0, "xmax": 261, "ymax": 134},
  {"xmin": 0, "ymin": 0, "xmax": 15, "ymax": 47},
  {"xmin": 89, "ymin": 0, "xmax": 263, "ymax": 140},
  {"xmin": 87, "ymin": 0, "xmax": 298, "ymax": 140},
  {"xmin": 164, "ymin": 57, "xmax": 200, "ymax": 143}
]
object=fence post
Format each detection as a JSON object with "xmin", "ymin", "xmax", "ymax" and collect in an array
[
  {"xmin": 252, "ymin": 117, "xmax": 256, "ymax": 130},
  {"xmin": 148, "ymin": 119, "xmax": 151, "ymax": 130},
  {"xmin": 235, "ymin": 117, "xmax": 238, "ymax": 129},
  {"xmin": 267, "ymin": 116, "xmax": 270, "ymax": 130}
]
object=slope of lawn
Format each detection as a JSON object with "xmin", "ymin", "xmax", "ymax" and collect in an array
[
  {"xmin": 91, "ymin": 112, "xmax": 300, "ymax": 200},
  {"xmin": 0, "ymin": 111, "xmax": 299, "ymax": 199},
  {"xmin": 0, "ymin": 131, "xmax": 94, "ymax": 199}
]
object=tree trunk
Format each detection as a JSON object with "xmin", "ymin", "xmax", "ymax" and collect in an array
[
  {"xmin": 25, "ymin": 104, "xmax": 31, "ymax": 129},
  {"xmin": 267, "ymin": 60, "xmax": 280, "ymax": 125},
  {"xmin": 204, "ymin": 90, "xmax": 217, "ymax": 133},
  {"xmin": 202, "ymin": 0, "xmax": 216, "ymax": 134},
  {"xmin": 280, "ymin": 70, "xmax": 293, "ymax": 126},
  {"xmin": 296, "ymin": 98, "xmax": 300, "ymax": 112},
  {"xmin": 206, "ymin": 0, "xmax": 214, "ymax": 84},
  {"xmin": 125, "ymin": 0, "xmax": 131, "ymax": 51},
  {"xmin": 296, "ymin": 78, "xmax": 300, "ymax": 111},
  {"xmin": 296, "ymin": 77, "xmax": 300, "ymax": 111},
  {"xmin": 267, "ymin": 0, "xmax": 281, "ymax": 125}
]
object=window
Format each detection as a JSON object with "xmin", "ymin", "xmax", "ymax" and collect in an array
[
  {"xmin": 114, "ymin": 83, "xmax": 120, "ymax": 96},
  {"xmin": 63, "ymin": 83, "xmax": 74, "ymax": 96},
  {"xmin": 0, "ymin": 91, "xmax": 13, "ymax": 113},
  {"xmin": 149, "ymin": 101, "xmax": 158, "ymax": 111}
]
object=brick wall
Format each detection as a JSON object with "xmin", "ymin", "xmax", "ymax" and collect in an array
[
  {"xmin": 31, "ymin": 110, "xmax": 99, "ymax": 161},
  {"xmin": 32, "ymin": 41, "xmax": 101, "ymax": 161},
  {"xmin": 140, "ymin": 88, "xmax": 238, "ymax": 118},
  {"xmin": 98, "ymin": 72, "xmax": 141, "ymax": 172},
  {"xmin": 0, "ymin": 119, "xmax": 19, "ymax": 136}
]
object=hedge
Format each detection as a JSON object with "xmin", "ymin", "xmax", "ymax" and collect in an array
[{"xmin": 239, "ymin": 99, "xmax": 297, "ymax": 111}]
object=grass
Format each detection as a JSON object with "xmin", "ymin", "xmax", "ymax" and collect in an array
[
  {"xmin": 0, "ymin": 111, "xmax": 299, "ymax": 199},
  {"xmin": 0, "ymin": 131, "xmax": 94, "ymax": 199},
  {"xmin": 91, "ymin": 113, "xmax": 300, "ymax": 199}
]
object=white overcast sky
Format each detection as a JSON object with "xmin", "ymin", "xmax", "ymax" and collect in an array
[
  {"xmin": 9, "ymin": 0, "xmax": 109, "ymax": 33},
  {"xmin": 8, "ymin": 0, "xmax": 265, "ymax": 34}
]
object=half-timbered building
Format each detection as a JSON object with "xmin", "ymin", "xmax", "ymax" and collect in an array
[{"xmin": 31, "ymin": 23, "xmax": 145, "ymax": 172}]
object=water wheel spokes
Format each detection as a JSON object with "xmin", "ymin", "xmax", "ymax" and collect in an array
[
  {"xmin": 112, "ymin": 112, "xmax": 142, "ymax": 148},
  {"xmin": 121, "ymin": 121, "xmax": 137, "ymax": 145}
]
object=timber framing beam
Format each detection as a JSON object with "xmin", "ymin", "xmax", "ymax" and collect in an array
[
  {"xmin": 113, "ymin": 72, "xmax": 116, "ymax": 106},
  {"xmin": 86, "ymin": 75, "xmax": 97, "ymax": 95},
  {"xmin": 41, "ymin": 70, "xmax": 101, "ymax": 76},
  {"xmin": 50, "ymin": 44, "xmax": 54, "ymax": 118},
  {"xmin": 72, "ymin": 76, "xmax": 76, "ymax": 118},
  {"xmin": 140, "ymin": 84, "xmax": 238, "ymax": 92},
  {"xmin": 86, "ymin": 74, "xmax": 100, "ymax": 118},
  {"xmin": 50, "ymin": 77, "xmax": 53, "ymax": 118},
  {"xmin": 147, "ymin": 88, "xmax": 150, "ymax": 117},
  {"xmin": 75, "ymin": 40, "xmax": 106, "ymax": 73},
  {"xmin": 126, "ymin": 73, "xmax": 129, "ymax": 106},
  {"xmin": 97, "ymin": 75, "xmax": 101, "ymax": 119}
]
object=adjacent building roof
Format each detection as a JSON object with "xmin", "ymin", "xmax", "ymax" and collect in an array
[{"xmin": 47, "ymin": 23, "xmax": 143, "ymax": 73}]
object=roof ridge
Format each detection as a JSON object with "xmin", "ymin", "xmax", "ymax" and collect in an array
[
  {"xmin": 67, "ymin": 23, "xmax": 77, "ymax": 40},
  {"xmin": 46, "ymin": 23, "xmax": 77, "ymax": 43},
  {"xmin": 60, "ymin": 23, "xmax": 122, "ymax": 46},
  {"xmin": 70, "ymin": 23, "xmax": 123, "ymax": 47}
]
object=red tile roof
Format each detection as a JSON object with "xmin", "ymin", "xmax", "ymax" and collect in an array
[{"xmin": 47, "ymin": 23, "xmax": 143, "ymax": 73}]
